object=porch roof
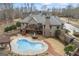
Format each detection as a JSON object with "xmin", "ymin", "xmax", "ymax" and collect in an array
[{"xmin": 0, "ymin": 35, "xmax": 10, "ymax": 44}]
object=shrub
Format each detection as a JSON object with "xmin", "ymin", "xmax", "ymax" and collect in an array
[
  {"xmin": 64, "ymin": 44, "xmax": 76, "ymax": 55},
  {"xmin": 16, "ymin": 22, "xmax": 21, "ymax": 27},
  {"xmin": 4, "ymin": 25, "xmax": 17, "ymax": 32},
  {"xmin": 4, "ymin": 27, "xmax": 10, "ymax": 32},
  {"xmin": 10, "ymin": 25, "xmax": 17, "ymax": 30}
]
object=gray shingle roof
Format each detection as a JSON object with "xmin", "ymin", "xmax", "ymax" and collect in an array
[
  {"xmin": 32, "ymin": 15, "xmax": 45, "ymax": 25},
  {"xmin": 50, "ymin": 16, "xmax": 63, "ymax": 25},
  {"xmin": 20, "ymin": 14, "xmax": 63, "ymax": 25},
  {"xmin": 19, "ymin": 16, "xmax": 32, "ymax": 23}
]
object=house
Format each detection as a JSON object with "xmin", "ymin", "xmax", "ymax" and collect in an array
[{"xmin": 20, "ymin": 14, "xmax": 63, "ymax": 37}]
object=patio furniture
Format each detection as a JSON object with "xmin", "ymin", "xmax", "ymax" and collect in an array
[
  {"xmin": 32, "ymin": 36, "xmax": 38, "ymax": 39},
  {"xmin": 32, "ymin": 33, "xmax": 38, "ymax": 39}
]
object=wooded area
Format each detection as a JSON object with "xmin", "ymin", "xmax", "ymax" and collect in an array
[{"xmin": 0, "ymin": 3, "xmax": 79, "ymax": 21}]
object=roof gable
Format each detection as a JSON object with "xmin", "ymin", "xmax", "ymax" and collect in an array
[
  {"xmin": 28, "ymin": 17, "xmax": 38, "ymax": 24},
  {"xmin": 32, "ymin": 15, "xmax": 45, "ymax": 25}
]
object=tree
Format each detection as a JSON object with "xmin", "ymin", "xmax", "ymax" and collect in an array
[
  {"xmin": 66, "ymin": 4, "xmax": 73, "ymax": 23},
  {"xmin": 0, "ymin": 3, "xmax": 14, "ymax": 23}
]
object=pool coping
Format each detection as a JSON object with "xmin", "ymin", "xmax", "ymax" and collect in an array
[{"xmin": 10, "ymin": 36, "xmax": 48, "ymax": 56}]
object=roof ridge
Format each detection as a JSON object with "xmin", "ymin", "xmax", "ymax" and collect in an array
[{"xmin": 32, "ymin": 16, "xmax": 39, "ymax": 23}]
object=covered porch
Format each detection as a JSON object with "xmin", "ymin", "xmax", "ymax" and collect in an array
[{"xmin": 20, "ymin": 23, "xmax": 44, "ymax": 35}]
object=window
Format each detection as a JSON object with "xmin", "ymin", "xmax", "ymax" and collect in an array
[{"xmin": 50, "ymin": 25, "xmax": 52, "ymax": 29}]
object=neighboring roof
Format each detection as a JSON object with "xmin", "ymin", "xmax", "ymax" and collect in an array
[{"xmin": 20, "ymin": 14, "xmax": 63, "ymax": 25}]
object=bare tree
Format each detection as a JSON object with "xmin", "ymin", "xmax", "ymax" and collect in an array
[
  {"xmin": 66, "ymin": 4, "xmax": 73, "ymax": 23},
  {"xmin": 0, "ymin": 3, "xmax": 14, "ymax": 23}
]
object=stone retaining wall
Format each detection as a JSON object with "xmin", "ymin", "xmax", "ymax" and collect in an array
[{"xmin": 58, "ymin": 30, "xmax": 79, "ymax": 47}]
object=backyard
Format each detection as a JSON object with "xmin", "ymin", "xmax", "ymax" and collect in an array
[
  {"xmin": 0, "ymin": 19, "xmax": 65, "ymax": 56},
  {"xmin": 0, "ymin": 3, "xmax": 79, "ymax": 56}
]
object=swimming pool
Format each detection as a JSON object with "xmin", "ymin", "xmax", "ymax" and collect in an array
[
  {"xmin": 17, "ymin": 39, "xmax": 44, "ymax": 51},
  {"xmin": 11, "ymin": 37, "xmax": 48, "ymax": 55}
]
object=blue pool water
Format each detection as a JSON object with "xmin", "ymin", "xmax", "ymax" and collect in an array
[{"xmin": 17, "ymin": 39, "xmax": 43, "ymax": 51}]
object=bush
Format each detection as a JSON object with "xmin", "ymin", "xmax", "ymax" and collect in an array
[
  {"xmin": 4, "ymin": 22, "xmax": 21, "ymax": 32},
  {"xmin": 64, "ymin": 44, "xmax": 76, "ymax": 55},
  {"xmin": 4, "ymin": 25, "xmax": 17, "ymax": 32},
  {"xmin": 16, "ymin": 22, "xmax": 21, "ymax": 27},
  {"xmin": 10, "ymin": 25, "xmax": 17, "ymax": 30},
  {"xmin": 4, "ymin": 27, "xmax": 10, "ymax": 32}
]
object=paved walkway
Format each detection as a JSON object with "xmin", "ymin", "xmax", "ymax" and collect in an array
[
  {"xmin": 44, "ymin": 40, "xmax": 62, "ymax": 56},
  {"xmin": 44, "ymin": 38, "xmax": 65, "ymax": 56}
]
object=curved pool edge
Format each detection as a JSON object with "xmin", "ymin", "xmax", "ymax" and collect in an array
[{"xmin": 10, "ymin": 37, "xmax": 48, "ymax": 56}]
